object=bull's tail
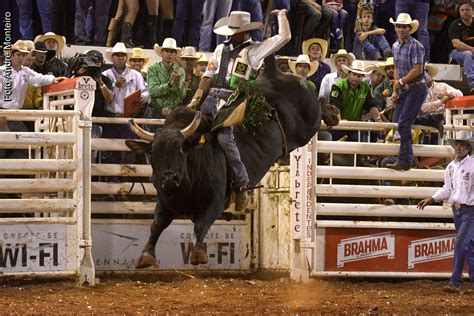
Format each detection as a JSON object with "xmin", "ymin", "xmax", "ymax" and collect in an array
[{"xmin": 319, "ymin": 97, "xmax": 340, "ymax": 127}]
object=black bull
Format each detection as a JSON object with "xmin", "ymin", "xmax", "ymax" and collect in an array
[{"xmin": 126, "ymin": 55, "xmax": 339, "ymax": 269}]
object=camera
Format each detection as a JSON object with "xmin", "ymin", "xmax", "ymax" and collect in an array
[{"xmin": 68, "ymin": 50, "xmax": 104, "ymax": 78}]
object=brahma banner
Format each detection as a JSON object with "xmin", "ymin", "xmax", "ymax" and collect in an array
[{"xmin": 325, "ymin": 228, "xmax": 459, "ymax": 272}]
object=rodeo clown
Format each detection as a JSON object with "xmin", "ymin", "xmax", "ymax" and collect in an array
[{"xmin": 188, "ymin": 9, "xmax": 290, "ymax": 211}]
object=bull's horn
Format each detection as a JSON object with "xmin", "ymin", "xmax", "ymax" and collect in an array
[
  {"xmin": 180, "ymin": 111, "xmax": 202, "ymax": 138},
  {"xmin": 129, "ymin": 120, "xmax": 154, "ymax": 142}
]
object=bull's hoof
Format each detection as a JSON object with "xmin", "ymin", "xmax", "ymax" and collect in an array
[
  {"xmin": 190, "ymin": 244, "xmax": 208, "ymax": 265},
  {"xmin": 135, "ymin": 253, "xmax": 159, "ymax": 269}
]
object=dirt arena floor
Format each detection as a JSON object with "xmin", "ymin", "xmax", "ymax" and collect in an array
[{"xmin": 1, "ymin": 272, "xmax": 474, "ymax": 314}]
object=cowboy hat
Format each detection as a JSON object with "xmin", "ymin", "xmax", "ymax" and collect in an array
[
  {"xmin": 447, "ymin": 130, "xmax": 474, "ymax": 152},
  {"xmin": 302, "ymin": 38, "xmax": 329, "ymax": 60},
  {"xmin": 342, "ymin": 60, "xmax": 373, "ymax": 75},
  {"xmin": 196, "ymin": 53, "xmax": 209, "ymax": 64},
  {"xmin": 181, "ymin": 46, "xmax": 200, "ymax": 59},
  {"xmin": 6, "ymin": 40, "xmax": 30, "ymax": 53},
  {"xmin": 105, "ymin": 42, "xmax": 131, "ymax": 61},
  {"xmin": 276, "ymin": 55, "xmax": 296, "ymax": 67},
  {"xmin": 213, "ymin": 11, "xmax": 264, "ymax": 36},
  {"xmin": 389, "ymin": 13, "xmax": 419, "ymax": 35},
  {"xmin": 128, "ymin": 47, "xmax": 150, "ymax": 65},
  {"xmin": 154, "ymin": 38, "xmax": 182, "ymax": 57},
  {"xmin": 330, "ymin": 49, "xmax": 356, "ymax": 67},
  {"xmin": 34, "ymin": 32, "xmax": 66, "ymax": 52},
  {"xmin": 289, "ymin": 54, "xmax": 318, "ymax": 77},
  {"xmin": 425, "ymin": 63, "xmax": 438, "ymax": 78},
  {"xmin": 379, "ymin": 56, "xmax": 395, "ymax": 77}
]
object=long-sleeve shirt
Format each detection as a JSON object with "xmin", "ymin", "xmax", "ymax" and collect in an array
[
  {"xmin": 432, "ymin": 156, "xmax": 474, "ymax": 206},
  {"xmin": 203, "ymin": 12, "xmax": 291, "ymax": 80},
  {"xmin": 102, "ymin": 67, "xmax": 149, "ymax": 114},
  {"xmin": 318, "ymin": 72, "xmax": 344, "ymax": 103},
  {"xmin": 147, "ymin": 62, "xmax": 186, "ymax": 110},
  {"xmin": 0, "ymin": 65, "xmax": 55, "ymax": 109},
  {"xmin": 420, "ymin": 82, "xmax": 463, "ymax": 114}
]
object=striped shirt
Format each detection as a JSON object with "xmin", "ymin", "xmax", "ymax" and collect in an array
[{"xmin": 393, "ymin": 36, "xmax": 425, "ymax": 81}]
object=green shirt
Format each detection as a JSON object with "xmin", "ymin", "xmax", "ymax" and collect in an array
[
  {"xmin": 147, "ymin": 62, "xmax": 186, "ymax": 109},
  {"xmin": 306, "ymin": 79, "xmax": 316, "ymax": 92},
  {"xmin": 329, "ymin": 78, "xmax": 375, "ymax": 121}
]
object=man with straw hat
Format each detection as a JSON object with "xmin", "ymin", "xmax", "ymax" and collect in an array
[
  {"xmin": 386, "ymin": 13, "xmax": 427, "ymax": 171},
  {"xmin": 289, "ymin": 54, "xmax": 318, "ymax": 91},
  {"xmin": 127, "ymin": 48, "xmax": 150, "ymax": 79},
  {"xmin": 302, "ymin": 38, "xmax": 330, "ymax": 95},
  {"xmin": 319, "ymin": 49, "xmax": 355, "ymax": 103},
  {"xmin": 188, "ymin": 9, "xmax": 290, "ymax": 211},
  {"xmin": 34, "ymin": 32, "xmax": 68, "ymax": 76},
  {"xmin": 180, "ymin": 46, "xmax": 201, "ymax": 105},
  {"xmin": 146, "ymin": 38, "xmax": 186, "ymax": 128},
  {"xmin": 194, "ymin": 53, "xmax": 209, "ymax": 76},
  {"xmin": 418, "ymin": 130, "xmax": 474, "ymax": 293},
  {"xmin": 328, "ymin": 60, "xmax": 381, "ymax": 142}
]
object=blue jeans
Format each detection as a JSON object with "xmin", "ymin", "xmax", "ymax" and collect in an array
[
  {"xmin": 374, "ymin": 0, "xmax": 396, "ymax": 47},
  {"xmin": 199, "ymin": 0, "xmax": 232, "ymax": 51},
  {"xmin": 353, "ymin": 32, "xmax": 391, "ymax": 60},
  {"xmin": 201, "ymin": 93, "xmax": 249, "ymax": 188},
  {"xmin": 392, "ymin": 83, "xmax": 427, "ymax": 164},
  {"xmin": 326, "ymin": 8, "xmax": 348, "ymax": 37},
  {"xmin": 232, "ymin": 0, "xmax": 264, "ymax": 42},
  {"xmin": 16, "ymin": 0, "xmax": 52, "ymax": 40},
  {"xmin": 172, "ymin": 0, "xmax": 206, "ymax": 47},
  {"xmin": 396, "ymin": 0, "xmax": 430, "ymax": 62},
  {"xmin": 450, "ymin": 49, "xmax": 474, "ymax": 86},
  {"xmin": 342, "ymin": 0, "xmax": 358, "ymax": 52},
  {"xmin": 74, "ymin": 0, "xmax": 112, "ymax": 45},
  {"xmin": 450, "ymin": 206, "xmax": 474, "ymax": 287}
]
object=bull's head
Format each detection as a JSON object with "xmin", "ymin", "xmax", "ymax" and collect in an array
[{"xmin": 128, "ymin": 112, "xmax": 202, "ymax": 193}]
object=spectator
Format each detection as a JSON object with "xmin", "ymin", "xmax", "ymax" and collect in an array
[
  {"xmin": 396, "ymin": 0, "xmax": 430, "ymax": 62},
  {"xmin": 374, "ymin": 0, "xmax": 397, "ymax": 47},
  {"xmin": 448, "ymin": 0, "xmax": 474, "ymax": 92},
  {"xmin": 386, "ymin": 13, "xmax": 427, "ymax": 171},
  {"xmin": 194, "ymin": 53, "xmax": 209, "ymax": 76},
  {"xmin": 319, "ymin": 49, "xmax": 355, "ymax": 103},
  {"xmin": 16, "ymin": 0, "xmax": 52, "ymax": 40},
  {"xmin": 302, "ymin": 38, "xmax": 331, "ymax": 94},
  {"xmin": 30, "ymin": 42, "xmax": 54, "ymax": 75},
  {"xmin": 289, "ymin": 54, "xmax": 318, "ymax": 91},
  {"xmin": 127, "ymin": 47, "xmax": 150, "ymax": 80},
  {"xmin": 34, "ymin": 32, "xmax": 68, "ymax": 76},
  {"xmin": 364, "ymin": 63, "xmax": 386, "ymax": 99},
  {"xmin": 353, "ymin": 4, "xmax": 392, "ymax": 60},
  {"xmin": 147, "ymin": 38, "xmax": 186, "ymax": 126},
  {"xmin": 0, "ymin": 40, "xmax": 65, "ymax": 158},
  {"xmin": 180, "ymin": 46, "xmax": 201, "ymax": 105},
  {"xmin": 373, "ymin": 56, "xmax": 395, "ymax": 118},
  {"xmin": 323, "ymin": 0, "xmax": 348, "ymax": 41},
  {"xmin": 199, "ymin": 0, "xmax": 232, "ymax": 51},
  {"xmin": 275, "ymin": 55, "xmax": 295, "ymax": 73},
  {"xmin": 328, "ymin": 60, "xmax": 381, "ymax": 142},
  {"xmin": 74, "ymin": 0, "xmax": 112, "ymax": 46},
  {"xmin": 172, "ymin": 0, "xmax": 206, "ymax": 47},
  {"xmin": 232, "ymin": 0, "xmax": 264, "ymax": 42},
  {"xmin": 417, "ymin": 130, "xmax": 474, "ymax": 294},
  {"xmin": 298, "ymin": 0, "xmax": 332, "ymax": 40},
  {"xmin": 342, "ymin": 0, "xmax": 358, "ymax": 52}
]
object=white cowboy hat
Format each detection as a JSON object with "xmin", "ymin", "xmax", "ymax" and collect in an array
[
  {"xmin": 342, "ymin": 60, "xmax": 373, "ymax": 75},
  {"xmin": 127, "ymin": 47, "xmax": 150, "ymax": 65},
  {"xmin": 330, "ymin": 49, "xmax": 356, "ymax": 67},
  {"xmin": 213, "ymin": 11, "xmax": 264, "ymax": 36},
  {"xmin": 425, "ymin": 63, "xmax": 438, "ymax": 78},
  {"xmin": 389, "ymin": 13, "xmax": 419, "ymax": 35},
  {"xmin": 154, "ymin": 38, "xmax": 182, "ymax": 57},
  {"xmin": 447, "ymin": 130, "xmax": 474, "ymax": 152},
  {"xmin": 181, "ymin": 46, "xmax": 200, "ymax": 59},
  {"xmin": 196, "ymin": 53, "xmax": 209, "ymax": 64},
  {"xmin": 302, "ymin": 38, "xmax": 329, "ymax": 60},
  {"xmin": 289, "ymin": 54, "xmax": 318, "ymax": 77},
  {"xmin": 34, "ymin": 32, "xmax": 66, "ymax": 52},
  {"xmin": 105, "ymin": 42, "xmax": 131, "ymax": 61}
]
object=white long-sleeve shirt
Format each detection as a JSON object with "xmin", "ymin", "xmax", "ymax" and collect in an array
[
  {"xmin": 318, "ymin": 72, "xmax": 344, "ymax": 103},
  {"xmin": 432, "ymin": 155, "xmax": 474, "ymax": 206},
  {"xmin": 102, "ymin": 67, "xmax": 149, "ymax": 114},
  {"xmin": 0, "ymin": 65, "xmax": 55, "ymax": 109},
  {"xmin": 203, "ymin": 12, "xmax": 291, "ymax": 79},
  {"xmin": 420, "ymin": 82, "xmax": 463, "ymax": 114}
]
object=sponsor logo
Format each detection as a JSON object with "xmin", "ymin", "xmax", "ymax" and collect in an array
[
  {"xmin": 337, "ymin": 232, "xmax": 395, "ymax": 267},
  {"xmin": 407, "ymin": 234, "xmax": 455, "ymax": 268}
]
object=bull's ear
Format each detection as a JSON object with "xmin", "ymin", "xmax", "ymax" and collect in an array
[{"xmin": 125, "ymin": 140, "xmax": 152, "ymax": 154}]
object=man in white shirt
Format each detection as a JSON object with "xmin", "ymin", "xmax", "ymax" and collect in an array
[
  {"xmin": 418, "ymin": 131, "xmax": 474, "ymax": 293},
  {"xmin": 318, "ymin": 49, "xmax": 355, "ymax": 104},
  {"xmin": 0, "ymin": 40, "xmax": 65, "ymax": 158}
]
